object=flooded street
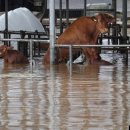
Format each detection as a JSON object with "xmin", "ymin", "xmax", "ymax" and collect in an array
[{"xmin": 0, "ymin": 54, "xmax": 130, "ymax": 130}]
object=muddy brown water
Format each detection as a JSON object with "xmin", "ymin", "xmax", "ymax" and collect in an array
[{"xmin": 0, "ymin": 53, "xmax": 130, "ymax": 130}]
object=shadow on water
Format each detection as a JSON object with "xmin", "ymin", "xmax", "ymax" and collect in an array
[{"xmin": 0, "ymin": 55, "xmax": 130, "ymax": 130}]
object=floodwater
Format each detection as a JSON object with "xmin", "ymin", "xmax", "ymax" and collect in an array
[{"xmin": 0, "ymin": 53, "xmax": 130, "ymax": 130}]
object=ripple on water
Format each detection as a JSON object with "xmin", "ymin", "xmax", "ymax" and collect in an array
[{"xmin": 0, "ymin": 56, "xmax": 130, "ymax": 130}]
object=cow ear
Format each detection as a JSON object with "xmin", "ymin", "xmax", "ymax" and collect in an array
[
  {"xmin": 95, "ymin": 13, "xmax": 102, "ymax": 23},
  {"xmin": 95, "ymin": 13, "xmax": 108, "ymax": 33}
]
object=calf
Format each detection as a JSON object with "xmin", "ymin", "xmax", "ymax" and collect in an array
[{"xmin": 0, "ymin": 45, "xmax": 29, "ymax": 64}]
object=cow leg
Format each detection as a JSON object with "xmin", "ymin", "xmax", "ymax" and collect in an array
[
  {"xmin": 82, "ymin": 48, "xmax": 92, "ymax": 64},
  {"xmin": 83, "ymin": 48, "xmax": 101, "ymax": 64},
  {"xmin": 90, "ymin": 48, "xmax": 101, "ymax": 63},
  {"xmin": 58, "ymin": 48, "xmax": 69, "ymax": 63},
  {"xmin": 83, "ymin": 48, "xmax": 113, "ymax": 65},
  {"xmin": 43, "ymin": 49, "xmax": 50, "ymax": 64}
]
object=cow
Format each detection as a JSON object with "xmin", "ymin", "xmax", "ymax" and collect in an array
[
  {"xmin": 0, "ymin": 45, "xmax": 29, "ymax": 64},
  {"xmin": 43, "ymin": 13, "xmax": 115, "ymax": 65}
]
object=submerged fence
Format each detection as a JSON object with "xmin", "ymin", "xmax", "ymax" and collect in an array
[{"xmin": 0, "ymin": 38, "xmax": 130, "ymax": 72}]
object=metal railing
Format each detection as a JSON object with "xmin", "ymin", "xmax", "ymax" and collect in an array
[
  {"xmin": 55, "ymin": 43, "xmax": 130, "ymax": 69},
  {"xmin": 0, "ymin": 38, "xmax": 130, "ymax": 73}
]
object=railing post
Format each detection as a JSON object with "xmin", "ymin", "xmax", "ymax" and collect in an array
[
  {"xmin": 29, "ymin": 40, "xmax": 33, "ymax": 73},
  {"xmin": 69, "ymin": 45, "xmax": 72, "ymax": 72}
]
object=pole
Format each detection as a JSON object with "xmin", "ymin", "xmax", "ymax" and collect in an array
[
  {"xmin": 5, "ymin": 0, "xmax": 8, "ymax": 40},
  {"xmin": 69, "ymin": 45, "xmax": 72, "ymax": 73},
  {"xmin": 122, "ymin": 0, "xmax": 127, "ymax": 40},
  {"xmin": 84, "ymin": 0, "xmax": 87, "ymax": 16},
  {"xmin": 29, "ymin": 40, "xmax": 33, "ymax": 73},
  {"xmin": 122, "ymin": 0, "xmax": 128, "ymax": 64},
  {"xmin": 59, "ymin": 0, "xmax": 63, "ymax": 34},
  {"xmin": 66, "ymin": 0, "xmax": 69, "ymax": 27},
  {"xmin": 112, "ymin": 0, "xmax": 116, "ymax": 21},
  {"xmin": 49, "ymin": 0, "xmax": 55, "ymax": 64},
  {"xmin": 112, "ymin": 0, "xmax": 117, "ymax": 44}
]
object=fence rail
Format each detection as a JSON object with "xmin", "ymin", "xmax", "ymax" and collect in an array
[
  {"xmin": 0, "ymin": 38, "xmax": 130, "ymax": 72},
  {"xmin": 55, "ymin": 44, "xmax": 130, "ymax": 48}
]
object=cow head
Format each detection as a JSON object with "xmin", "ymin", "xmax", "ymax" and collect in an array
[
  {"xmin": 95, "ymin": 13, "xmax": 115, "ymax": 33},
  {"xmin": 0, "ymin": 45, "xmax": 13, "ymax": 57}
]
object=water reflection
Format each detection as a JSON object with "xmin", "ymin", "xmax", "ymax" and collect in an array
[{"xmin": 0, "ymin": 56, "xmax": 130, "ymax": 130}]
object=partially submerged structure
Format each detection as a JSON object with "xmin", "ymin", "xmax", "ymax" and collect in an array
[{"xmin": 0, "ymin": 0, "xmax": 129, "ymax": 63}]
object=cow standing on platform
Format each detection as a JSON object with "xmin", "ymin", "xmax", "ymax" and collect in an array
[{"xmin": 43, "ymin": 13, "xmax": 115, "ymax": 65}]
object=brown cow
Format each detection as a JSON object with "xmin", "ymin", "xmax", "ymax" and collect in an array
[
  {"xmin": 0, "ymin": 45, "xmax": 29, "ymax": 64},
  {"xmin": 43, "ymin": 13, "xmax": 115, "ymax": 64}
]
